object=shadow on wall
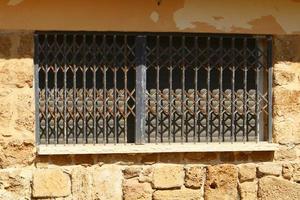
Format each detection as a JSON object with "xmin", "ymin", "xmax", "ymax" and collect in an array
[
  {"xmin": 35, "ymin": 151, "xmax": 274, "ymax": 167},
  {"xmin": 0, "ymin": 31, "xmax": 33, "ymax": 59},
  {"xmin": 274, "ymin": 35, "xmax": 300, "ymax": 63}
]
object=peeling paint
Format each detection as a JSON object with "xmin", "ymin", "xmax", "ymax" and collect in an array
[
  {"xmin": 150, "ymin": 11, "xmax": 159, "ymax": 23},
  {"xmin": 173, "ymin": 0, "xmax": 300, "ymax": 33},
  {"xmin": 231, "ymin": 15, "xmax": 286, "ymax": 34},
  {"xmin": 0, "ymin": 0, "xmax": 300, "ymax": 34},
  {"xmin": 7, "ymin": 0, "xmax": 24, "ymax": 6}
]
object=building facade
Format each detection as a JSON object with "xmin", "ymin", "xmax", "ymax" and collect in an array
[{"xmin": 0, "ymin": 0, "xmax": 300, "ymax": 199}]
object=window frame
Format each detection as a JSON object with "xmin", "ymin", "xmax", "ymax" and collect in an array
[{"xmin": 34, "ymin": 31, "xmax": 277, "ymax": 154}]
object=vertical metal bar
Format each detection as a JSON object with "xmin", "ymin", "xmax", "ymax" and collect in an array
[
  {"xmin": 155, "ymin": 36, "xmax": 159, "ymax": 143},
  {"xmin": 219, "ymin": 37, "xmax": 223, "ymax": 143},
  {"xmin": 267, "ymin": 36, "xmax": 273, "ymax": 143},
  {"xmin": 113, "ymin": 35, "xmax": 118, "ymax": 144},
  {"xmin": 54, "ymin": 63, "xmax": 58, "ymax": 144},
  {"xmin": 181, "ymin": 36, "xmax": 186, "ymax": 143},
  {"xmin": 54, "ymin": 34, "xmax": 58, "ymax": 144},
  {"xmin": 73, "ymin": 35, "xmax": 77, "ymax": 144},
  {"xmin": 103, "ymin": 35, "xmax": 107, "ymax": 144},
  {"xmin": 255, "ymin": 38, "xmax": 260, "ymax": 143},
  {"xmin": 45, "ymin": 34, "xmax": 49, "ymax": 144},
  {"xmin": 124, "ymin": 35, "xmax": 128, "ymax": 144},
  {"xmin": 194, "ymin": 37, "xmax": 198, "ymax": 143},
  {"xmin": 168, "ymin": 36, "xmax": 173, "ymax": 143},
  {"xmin": 63, "ymin": 34, "xmax": 67, "ymax": 144},
  {"xmin": 231, "ymin": 38, "xmax": 235, "ymax": 143},
  {"xmin": 206, "ymin": 37, "xmax": 211, "ymax": 143},
  {"xmin": 34, "ymin": 33, "xmax": 41, "ymax": 145},
  {"xmin": 93, "ymin": 35, "xmax": 97, "ymax": 144},
  {"xmin": 83, "ymin": 35, "xmax": 87, "ymax": 144},
  {"xmin": 243, "ymin": 38, "xmax": 247, "ymax": 143},
  {"xmin": 135, "ymin": 35, "xmax": 147, "ymax": 145}
]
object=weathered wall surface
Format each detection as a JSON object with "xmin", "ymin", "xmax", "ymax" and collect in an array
[
  {"xmin": 1, "ymin": 0, "xmax": 300, "ymax": 34},
  {"xmin": 0, "ymin": 31, "xmax": 300, "ymax": 199}
]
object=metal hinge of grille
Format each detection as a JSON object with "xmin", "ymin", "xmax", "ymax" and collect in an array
[{"xmin": 34, "ymin": 32, "xmax": 273, "ymax": 145}]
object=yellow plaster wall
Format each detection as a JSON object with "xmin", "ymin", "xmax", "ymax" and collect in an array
[{"xmin": 1, "ymin": 0, "xmax": 300, "ymax": 34}]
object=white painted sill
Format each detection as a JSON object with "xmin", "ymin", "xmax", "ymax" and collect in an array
[{"xmin": 37, "ymin": 142, "xmax": 278, "ymax": 155}]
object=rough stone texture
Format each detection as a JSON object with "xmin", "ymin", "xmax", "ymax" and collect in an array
[
  {"xmin": 91, "ymin": 165, "xmax": 123, "ymax": 200},
  {"xmin": 238, "ymin": 163, "xmax": 257, "ymax": 182},
  {"xmin": 123, "ymin": 179, "xmax": 152, "ymax": 200},
  {"xmin": 282, "ymin": 163, "xmax": 293, "ymax": 180},
  {"xmin": 293, "ymin": 163, "xmax": 300, "ymax": 182},
  {"xmin": 0, "ymin": 140, "xmax": 35, "ymax": 168},
  {"xmin": 258, "ymin": 176, "xmax": 300, "ymax": 200},
  {"xmin": 139, "ymin": 166, "xmax": 153, "ymax": 183},
  {"xmin": 123, "ymin": 166, "xmax": 142, "ymax": 179},
  {"xmin": 239, "ymin": 181, "xmax": 257, "ymax": 200},
  {"xmin": 184, "ymin": 166, "xmax": 206, "ymax": 189},
  {"xmin": 71, "ymin": 166, "xmax": 92, "ymax": 199},
  {"xmin": 0, "ymin": 88, "xmax": 34, "ymax": 140},
  {"xmin": 0, "ymin": 59, "xmax": 33, "ymax": 88},
  {"xmin": 32, "ymin": 169, "xmax": 71, "ymax": 198},
  {"xmin": 257, "ymin": 163, "xmax": 282, "ymax": 177},
  {"xmin": 274, "ymin": 145, "xmax": 297, "ymax": 161},
  {"xmin": 153, "ymin": 187, "xmax": 201, "ymax": 200},
  {"xmin": 204, "ymin": 164, "xmax": 238, "ymax": 200},
  {"xmin": 152, "ymin": 164, "xmax": 184, "ymax": 189},
  {"xmin": 0, "ymin": 168, "xmax": 32, "ymax": 200},
  {"xmin": 273, "ymin": 62, "xmax": 300, "ymax": 145},
  {"xmin": 0, "ymin": 82, "xmax": 34, "ymax": 169}
]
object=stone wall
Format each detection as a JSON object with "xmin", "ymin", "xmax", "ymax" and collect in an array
[{"xmin": 0, "ymin": 31, "xmax": 299, "ymax": 200}]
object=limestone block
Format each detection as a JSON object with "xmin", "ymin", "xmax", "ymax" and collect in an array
[
  {"xmin": 0, "ymin": 88, "xmax": 34, "ymax": 139},
  {"xmin": 152, "ymin": 164, "xmax": 184, "ymax": 189},
  {"xmin": 204, "ymin": 164, "xmax": 238, "ymax": 200},
  {"xmin": 273, "ymin": 87, "xmax": 300, "ymax": 106},
  {"xmin": 0, "ymin": 168, "xmax": 32, "ymax": 200},
  {"xmin": 0, "ymin": 140, "xmax": 35, "ymax": 168},
  {"xmin": 293, "ymin": 162, "xmax": 300, "ymax": 182},
  {"xmin": 153, "ymin": 187, "xmax": 201, "ymax": 200},
  {"xmin": 273, "ymin": 115, "xmax": 300, "ymax": 144},
  {"xmin": 184, "ymin": 166, "xmax": 206, "ymax": 189},
  {"xmin": 258, "ymin": 176, "xmax": 300, "ymax": 200},
  {"xmin": 238, "ymin": 163, "xmax": 257, "ymax": 182},
  {"xmin": 139, "ymin": 166, "xmax": 153, "ymax": 183},
  {"xmin": 123, "ymin": 166, "xmax": 142, "ymax": 179},
  {"xmin": 32, "ymin": 168, "xmax": 71, "ymax": 198},
  {"xmin": 239, "ymin": 181, "xmax": 257, "ymax": 200},
  {"xmin": 274, "ymin": 145, "xmax": 297, "ymax": 161},
  {"xmin": 0, "ymin": 58, "xmax": 33, "ymax": 88},
  {"xmin": 71, "ymin": 166, "xmax": 92, "ymax": 200},
  {"xmin": 123, "ymin": 179, "xmax": 152, "ymax": 200},
  {"xmin": 282, "ymin": 163, "xmax": 293, "ymax": 180},
  {"xmin": 15, "ymin": 88, "xmax": 34, "ymax": 130},
  {"xmin": 273, "ymin": 62, "xmax": 300, "ymax": 86},
  {"xmin": 0, "ymin": 89, "xmax": 14, "ymax": 133},
  {"xmin": 257, "ymin": 163, "xmax": 282, "ymax": 177},
  {"xmin": 91, "ymin": 165, "xmax": 123, "ymax": 200}
]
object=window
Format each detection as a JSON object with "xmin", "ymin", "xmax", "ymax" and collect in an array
[{"xmin": 34, "ymin": 32, "xmax": 273, "ymax": 148}]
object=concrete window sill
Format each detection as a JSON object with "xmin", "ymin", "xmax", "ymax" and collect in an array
[{"xmin": 37, "ymin": 142, "xmax": 278, "ymax": 155}]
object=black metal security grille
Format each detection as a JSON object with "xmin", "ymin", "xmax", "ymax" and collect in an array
[{"xmin": 34, "ymin": 32, "xmax": 273, "ymax": 145}]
